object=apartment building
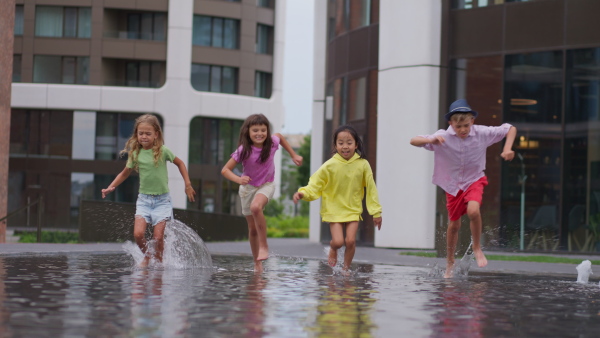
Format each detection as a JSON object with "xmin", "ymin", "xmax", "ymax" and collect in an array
[{"xmin": 8, "ymin": 0, "xmax": 284, "ymax": 229}]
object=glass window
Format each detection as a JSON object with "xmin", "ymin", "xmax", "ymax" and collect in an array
[
  {"xmin": 35, "ymin": 6, "xmax": 91, "ymax": 38},
  {"xmin": 124, "ymin": 61, "xmax": 164, "ymax": 88},
  {"xmin": 9, "ymin": 110, "xmax": 73, "ymax": 158},
  {"xmin": 191, "ymin": 64, "xmax": 238, "ymax": 94},
  {"xmin": 258, "ymin": 0, "xmax": 274, "ymax": 8},
  {"xmin": 348, "ymin": 77, "xmax": 367, "ymax": 121},
  {"xmin": 126, "ymin": 12, "xmax": 166, "ymax": 41},
  {"xmin": 256, "ymin": 24, "xmax": 274, "ymax": 54},
  {"xmin": 14, "ymin": 5, "xmax": 24, "ymax": 36},
  {"xmin": 566, "ymin": 48, "xmax": 600, "ymax": 248},
  {"xmin": 504, "ymin": 51, "xmax": 563, "ymax": 124},
  {"xmin": 64, "ymin": 7, "xmax": 78, "ymax": 38},
  {"xmin": 192, "ymin": 15, "xmax": 239, "ymax": 49},
  {"xmin": 33, "ymin": 56, "xmax": 62, "ymax": 83},
  {"xmin": 33, "ymin": 56, "xmax": 89, "ymax": 84},
  {"xmin": 12, "ymin": 55, "xmax": 21, "ymax": 82},
  {"xmin": 35, "ymin": 6, "xmax": 63, "ymax": 37},
  {"xmin": 95, "ymin": 113, "xmax": 118, "ymax": 160},
  {"xmin": 349, "ymin": 0, "xmax": 370, "ymax": 30},
  {"xmin": 254, "ymin": 71, "xmax": 272, "ymax": 98}
]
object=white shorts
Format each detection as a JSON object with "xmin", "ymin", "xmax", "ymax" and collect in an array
[{"xmin": 238, "ymin": 181, "xmax": 275, "ymax": 216}]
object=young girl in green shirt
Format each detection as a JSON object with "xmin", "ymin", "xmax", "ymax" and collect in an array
[{"xmin": 102, "ymin": 114, "xmax": 196, "ymax": 267}]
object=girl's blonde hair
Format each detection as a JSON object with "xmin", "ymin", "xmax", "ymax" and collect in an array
[{"xmin": 120, "ymin": 114, "xmax": 164, "ymax": 170}]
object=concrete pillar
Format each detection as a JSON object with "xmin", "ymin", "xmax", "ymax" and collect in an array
[{"xmin": 0, "ymin": 0, "xmax": 16, "ymax": 243}]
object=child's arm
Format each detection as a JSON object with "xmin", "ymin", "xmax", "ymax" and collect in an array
[
  {"xmin": 500, "ymin": 126, "xmax": 517, "ymax": 161},
  {"xmin": 410, "ymin": 135, "xmax": 445, "ymax": 147},
  {"xmin": 102, "ymin": 167, "xmax": 132, "ymax": 198},
  {"xmin": 274, "ymin": 133, "xmax": 303, "ymax": 166},
  {"xmin": 221, "ymin": 158, "xmax": 251, "ymax": 185},
  {"xmin": 173, "ymin": 157, "xmax": 196, "ymax": 202}
]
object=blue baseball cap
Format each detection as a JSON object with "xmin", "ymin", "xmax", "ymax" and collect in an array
[{"xmin": 445, "ymin": 99, "xmax": 478, "ymax": 121}]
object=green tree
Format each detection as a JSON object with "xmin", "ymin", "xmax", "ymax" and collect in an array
[{"xmin": 296, "ymin": 134, "xmax": 311, "ymax": 187}]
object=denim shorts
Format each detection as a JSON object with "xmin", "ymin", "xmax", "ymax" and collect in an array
[{"xmin": 135, "ymin": 193, "xmax": 173, "ymax": 225}]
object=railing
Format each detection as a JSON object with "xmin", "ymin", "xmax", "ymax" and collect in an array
[{"xmin": 0, "ymin": 196, "xmax": 44, "ymax": 243}]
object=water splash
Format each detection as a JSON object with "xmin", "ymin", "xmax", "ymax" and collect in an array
[
  {"xmin": 576, "ymin": 260, "xmax": 593, "ymax": 284},
  {"xmin": 428, "ymin": 242, "xmax": 473, "ymax": 279},
  {"xmin": 122, "ymin": 219, "xmax": 213, "ymax": 269},
  {"xmin": 323, "ymin": 246, "xmax": 351, "ymax": 274}
]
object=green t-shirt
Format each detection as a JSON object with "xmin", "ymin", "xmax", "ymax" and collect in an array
[{"xmin": 126, "ymin": 145, "xmax": 176, "ymax": 195}]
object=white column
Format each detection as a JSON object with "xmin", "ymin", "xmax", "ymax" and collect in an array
[
  {"xmin": 308, "ymin": 0, "xmax": 328, "ymax": 242},
  {"xmin": 375, "ymin": 1, "xmax": 442, "ymax": 248}
]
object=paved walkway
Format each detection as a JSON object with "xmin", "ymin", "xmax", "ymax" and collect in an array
[{"xmin": 0, "ymin": 238, "xmax": 597, "ymax": 279}]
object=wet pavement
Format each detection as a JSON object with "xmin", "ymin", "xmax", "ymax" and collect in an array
[{"xmin": 1, "ymin": 238, "xmax": 597, "ymax": 279}]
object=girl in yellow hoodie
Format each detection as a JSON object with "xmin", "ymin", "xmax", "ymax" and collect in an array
[{"xmin": 293, "ymin": 125, "xmax": 382, "ymax": 272}]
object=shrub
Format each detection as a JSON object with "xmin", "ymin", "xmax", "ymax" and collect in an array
[
  {"xmin": 17, "ymin": 231, "xmax": 80, "ymax": 244},
  {"xmin": 266, "ymin": 215, "xmax": 308, "ymax": 238}
]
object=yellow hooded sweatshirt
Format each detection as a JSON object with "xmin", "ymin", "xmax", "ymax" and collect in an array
[{"xmin": 298, "ymin": 153, "xmax": 382, "ymax": 223}]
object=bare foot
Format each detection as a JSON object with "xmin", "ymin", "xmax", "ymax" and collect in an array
[
  {"xmin": 256, "ymin": 248, "xmax": 269, "ymax": 261},
  {"xmin": 254, "ymin": 261, "xmax": 263, "ymax": 273},
  {"xmin": 444, "ymin": 263, "xmax": 454, "ymax": 278},
  {"xmin": 139, "ymin": 256, "xmax": 150, "ymax": 268},
  {"xmin": 473, "ymin": 249, "xmax": 488, "ymax": 267},
  {"xmin": 341, "ymin": 268, "xmax": 351, "ymax": 276},
  {"xmin": 328, "ymin": 248, "xmax": 337, "ymax": 267}
]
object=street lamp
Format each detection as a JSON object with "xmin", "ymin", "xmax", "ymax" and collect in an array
[{"xmin": 518, "ymin": 153, "xmax": 527, "ymax": 250}]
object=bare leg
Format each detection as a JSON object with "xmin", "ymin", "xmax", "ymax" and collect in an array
[
  {"xmin": 445, "ymin": 219, "xmax": 461, "ymax": 278},
  {"xmin": 329, "ymin": 223, "xmax": 344, "ymax": 267},
  {"xmin": 250, "ymin": 194, "xmax": 270, "ymax": 261},
  {"xmin": 152, "ymin": 221, "xmax": 166, "ymax": 263},
  {"xmin": 133, "ymin": 216, "xmax": 150, "ymax": 267},
  {"xmin": 342, "ymin": 221, "xmax": 359, "ymax": 271},
  {"xmin": 245, "ymin": 215, "xmax": 263, "ymax": 272},
  {"xmin": 467, "ymin": 201, "xmax": 487, "ymax": 268}
]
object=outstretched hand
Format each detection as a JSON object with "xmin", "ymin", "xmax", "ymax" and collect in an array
[
  {"xmin": 292, "ymin": 155, "xmax": 303, "ymax": 166},
  {"xmin": 293, "ymin": 192, "xmax": 303, "ymax": 204},
  {"xmin": 101, "ymin": 187, "xmax": 115, "ymax": 199},
  {"xmin": 501, "ymin": 150, "xmax": 515, "ymax": 161},
  {"xmin": 185, "ymin": 185, "xmax": 196, "ymax": 202},
  {"xmin": 374, "ymin": 217, "xmax": 382, "ymax": 230}
]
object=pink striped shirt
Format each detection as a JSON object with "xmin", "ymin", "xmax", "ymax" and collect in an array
[{"xmin": 419, "ymin": 123, "xmax": 512, "ymax": 196}]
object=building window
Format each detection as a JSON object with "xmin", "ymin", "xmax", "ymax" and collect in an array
[
  {"xmin": 127, "ymin": 12, "xmax": 166, "ymax": 41},
  {"xmin": 125, "ymin": 61, "xmax": 164, "ymax": 88},
  {"xmin": 349, "ymin": 0, "xmax": 370, "ymax": 30},
  {"xmin": 192, "ymin": 15, "xmax": 239, "ymax": 49},
  {"xmin": 348, "ymin": 77, "xmax": 366, "ymax": 121},
  {"xmin": 254, "ymin": 71, "xmax": 272, "ymax": 98},
  {"xmin": 9, "ymin": 109, "xmax": 73, "ymax": 158},
  {"xmin": 12, "ymin": 55, "xmax": 21, "ymax": 82},
  {"xmin": 94, "ymin": 112, "xmax": 158, "ymax": 161},
  {"xmin": 33, "ymin": 56, "xmax": 89, "ymax": 84},
  {"xmin": 35, "ymin": 6, "xmax": 92, "ymax": 38},
  {"xmin": 191, "ymin": 64, "xmax": 238, "ymax": 94},
  {"xmin": 258, "ymin": 0, "xmax": 275, "ymax": 8},
  {"xmin": 256, "ymin": 24, "xmax": 274, "ymax": 54},
  {"xmin": 14, "ymin": 5, "xmax": 24, "ymax": 36},
  {"xmin": 189, "ymin": 117, "xmax": 244, "ymax": 214}
]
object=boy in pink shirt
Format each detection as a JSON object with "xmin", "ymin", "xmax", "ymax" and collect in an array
[{"xmin": 410, "ymin": 99, "xmax": 517, "ymax": 278}]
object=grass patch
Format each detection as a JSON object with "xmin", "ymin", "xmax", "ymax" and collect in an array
[
  {"xmin": 400, "ymin": 251, "xmax": 600, "ymax": 265},
  {"xmin": 17, "ymin": 231, "xmax": 80, "ymax": 244}
]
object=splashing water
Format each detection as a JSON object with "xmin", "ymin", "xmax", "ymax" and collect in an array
[
  {"xmin": 323, "ymin": 246, "xmax": 350, "ymax": 274},
  {"xmin": 576, "ymin": 260, "xmax": 593, "ymax": 284},
  {"xmin": 122, "ymin": 219, "xmax": 213, "ymax": 269},
  {"xmin": 428, "ymin": 242, "xmax": 473, "ymax": 279}
]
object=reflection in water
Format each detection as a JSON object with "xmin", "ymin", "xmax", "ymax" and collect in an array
[
  {"xmin": 430, "ymin": 281, "xmax": 487, "ymax": 338},
  {"xmin": 310, "ymin": 263, "xmax": 376, "ymax": 337},
  {"xmin": 0, "ymin": 253, "xmax": 600, "ymax": 336}
]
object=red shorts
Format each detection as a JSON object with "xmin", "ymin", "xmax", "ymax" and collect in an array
[{"xmin": 445, "ymin": 176, "xmax": 488, "ymax": 221}]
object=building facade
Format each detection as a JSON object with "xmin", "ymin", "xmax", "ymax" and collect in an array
[
  {"xmin": 8, "ymin": 0, "xmax": 285, "ymax": 230},
  {"xmin": 312, "ymin": 0, "xmax": 600, "ymax": 253}
]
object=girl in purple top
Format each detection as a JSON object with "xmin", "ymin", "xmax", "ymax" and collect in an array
[{"xmin": 222, "ymin": 114, "xmax": 302, "ymax": 272}]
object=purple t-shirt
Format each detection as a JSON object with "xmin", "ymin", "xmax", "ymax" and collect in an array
[{"xmin": 231, "ymin": 135, "xmax": 280, "ymax": 187}]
